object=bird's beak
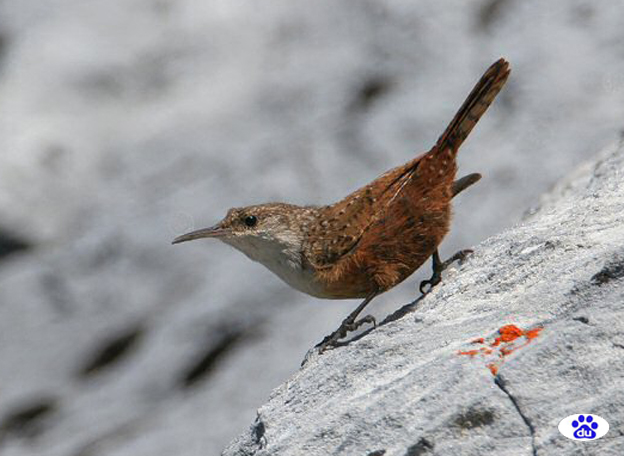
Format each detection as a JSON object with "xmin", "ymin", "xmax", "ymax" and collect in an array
[{"xmin": 172, "ymin": 223, "xmax": 230, "ymax": 245}]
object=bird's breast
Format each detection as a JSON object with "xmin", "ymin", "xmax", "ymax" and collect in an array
[
  {"xmin": 228, "ymin": 235, "xmax": 342, "ymax": 299},
  {"xmin": 259, "ymin": 253, "xmax": 340, "ymax": 299}
]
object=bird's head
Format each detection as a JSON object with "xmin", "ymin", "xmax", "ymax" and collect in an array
[{"xmin": 172, "ymin": 203, "xmax": 313, "ymax": 264}]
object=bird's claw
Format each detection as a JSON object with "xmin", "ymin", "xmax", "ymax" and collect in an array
[
  {"xmin": 315, "ymin": 314, "xmax": 377, "ymax": 354},
  {"xmin": 420, "ymin": 249, "xmax": 473, "ymax": 295},
  {"xmin": 419, "ymin": 277, "xmax": 437, "ymax": 295}
]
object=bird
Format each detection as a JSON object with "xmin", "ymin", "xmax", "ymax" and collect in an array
[{"xmin": 173, "ymin": 58, "xmax": 511, "ymax": 351}]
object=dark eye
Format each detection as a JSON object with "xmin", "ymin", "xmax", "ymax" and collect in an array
[{"xmin": 244, "ymin": 215, "xmax": 257, "ymax": 227}]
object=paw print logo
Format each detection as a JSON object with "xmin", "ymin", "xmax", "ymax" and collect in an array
[
  {"xmin": 572, "ymin": 415, "xmax": 598, "ymax": 439},
  {"xmin": 558, "ymin": 414, "xmax": 609, "ymax": 441}
]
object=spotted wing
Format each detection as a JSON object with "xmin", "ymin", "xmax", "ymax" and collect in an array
[
  {"xmin": 304, "ymin": 155, "xmax": 426, "ymax": 268},
  {"xmin": 303, "ymin": 58, "xmax": 510, "ymax": 270}
]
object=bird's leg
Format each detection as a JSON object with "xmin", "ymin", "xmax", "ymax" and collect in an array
[
  {"xmin": 316, "ymin": 292, "xmax": 378, "ymax": 353},
  {"xmin": 419, "ymin": 249, "xmax": 473, "ymax": 295},
  {"xmin": 415, "ymin": 174, "xmax": 479, "ymax": 295}
]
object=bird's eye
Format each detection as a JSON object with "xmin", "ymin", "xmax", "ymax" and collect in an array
[{"xmin": 244, "ymin": 215, "xmax": 257, "ymax": 227}]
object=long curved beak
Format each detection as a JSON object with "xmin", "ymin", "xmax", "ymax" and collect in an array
[{"xmin": 172, "ymin": 224, "xmax": 230, "ymax": 245}]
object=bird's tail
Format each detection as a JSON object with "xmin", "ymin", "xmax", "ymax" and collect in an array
[{"xmin": 435, "ymin": 58, "xmax": 510, "ymax": 154}]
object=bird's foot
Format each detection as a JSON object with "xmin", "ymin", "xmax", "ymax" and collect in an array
[
  {"xmin": 301, "ymin": 293, "xmax": 378, "ymax": 366},
  {"xmin": 419, "ymin": 249, "xmax": 473, "ymax": 295},
  {"xmin": 315, "ymin": 314, "xmax": 377, "ymax": 354}
]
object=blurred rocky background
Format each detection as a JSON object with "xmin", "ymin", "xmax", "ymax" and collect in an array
[{"xmin": 1, "ymin": 1, "xmax": 623, "ymax": 455}]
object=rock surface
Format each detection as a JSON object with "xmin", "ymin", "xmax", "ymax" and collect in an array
[
  {"xmin": 2, "ymin": 1, "xmax": 624, "ymax": 455},
  {"xmin": 223, "ymin": 141, "xmax": 624, "ymax": 455}
]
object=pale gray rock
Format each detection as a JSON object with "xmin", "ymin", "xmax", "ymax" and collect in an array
[
  {"xmin": 223, "ymin": 141, "xmax": 624, "ymax": 455},
  {"xmin": 2, "ymin": 1, "xmax": 624, "ymax": 455}
]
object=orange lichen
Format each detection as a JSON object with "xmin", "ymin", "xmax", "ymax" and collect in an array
[
  {"xmin": 487, "ymin": 363, "xmax": 499, "ymax": 376},
  {"xmin": 500, "ymin": 346, "xmax": 514, "ymax": 356},
  {"xmin": 457, "ymin": 324, "xmax": 544, "ymax": 376},
  {"xmin": 498, "ymin": 324, "xmax": 524, "ymax": 342},
  {"xmin": 524, "ymin": 327, "xmax": 543, "ymax": 340},
  {"xmin": 458, "ymin": 349, "xmax": 480, "ymax": 357}
]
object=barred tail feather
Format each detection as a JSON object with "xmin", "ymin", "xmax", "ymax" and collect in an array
[{"xmin": 436, "ymin": 58, "xmax": 510, "ymax": 154}]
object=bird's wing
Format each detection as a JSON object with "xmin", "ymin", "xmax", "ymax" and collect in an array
[
  {"xmin": 303, "ymin": 153, "xmax": 428, "ymax": 268},
  {"xmin": 303, "ymin": 58, "xmax": 510, "ymax": 270}
]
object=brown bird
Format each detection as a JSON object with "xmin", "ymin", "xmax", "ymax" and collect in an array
[{"xmin": 173, "ymin": 58, "xmax": 510, "ymax": 351}]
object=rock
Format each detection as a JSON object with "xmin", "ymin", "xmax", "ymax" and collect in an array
[
  {"xmin": 3, "ymin": 2, "xmax": 624, "ymax": 455},
  {"xmin": 222, "ymin": 141, "xmax": 624, "ymax": 455}
]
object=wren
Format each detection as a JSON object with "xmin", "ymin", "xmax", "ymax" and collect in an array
[{"xmin": 173, "ymin": 58, "xmax": 510, "ymax": 351}]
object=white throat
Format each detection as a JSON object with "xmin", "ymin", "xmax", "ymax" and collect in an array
[{"xmin": 223, "ymin": 232, "xmax": 326, "ymax": 298}]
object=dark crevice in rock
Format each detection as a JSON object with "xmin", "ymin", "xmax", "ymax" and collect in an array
[
  {"xmin": 78, "ymin": 324, "xmax": 144, "ymax": 378},
  {"xmin": 179, "ymin": 327, "xmax": 248, "ymax": 388},
  {"xmin": 572, "ymin": 316, "xmax": 590, "ymax": 324},
  {"xmin": 367, "ymin": 450, "xmax": 386, "ymax": 456},
  {"xmin": 234, "ymin": 413, "xmax": 266, "ymax": 454},
  {"xmin": 0, "ymin": 397, "xmax": 58, "ymax": 442},
  {"xmin": 570, "ymin": 256, "xmax": 624, "ymax": 299},
  {"xmin": 0, "ymin": 228, "xmax": 31, "ymax": 260},
  {"xmin": 494, "ymin": 376, "xmax": 536, "ymax": 456},
  {"xmin": 404, "ymin": 437, "xmax": 434, "ymax": 456},
  {"xmin": 591, "ymin": 259, "xmax": 624, "ymax": 285},
  {"xmin": 452, "ymin": 407, "xmax": 496, "ymax": 429},
  {"xmin": 253, "ymin": 414, "xmax": 266, "ymax": 449}
]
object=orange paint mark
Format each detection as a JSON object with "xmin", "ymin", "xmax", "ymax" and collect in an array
[{"xmin": 457, "ymin": 324, "xmax": 544, "ymax": 376}]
